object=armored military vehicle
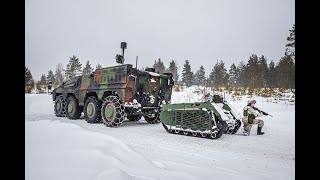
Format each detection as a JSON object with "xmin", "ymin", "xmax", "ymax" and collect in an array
[
  {"xmin": 160, "ymin": 102, "xmax": 229, "ymax": 139},
  {"xmin": 159, "ymin": 94, "xmax": 242, "ymax": 139},
  {"xmin": 52, "ymin": 42, "xmax": 174, "ymax": 127}
]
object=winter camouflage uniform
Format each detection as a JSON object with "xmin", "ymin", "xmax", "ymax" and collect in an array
[{"xmin": 242, "ymin": 100, "xmax": 264, "ymax": 136}]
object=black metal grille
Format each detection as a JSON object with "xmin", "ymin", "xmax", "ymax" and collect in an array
[{"xmin": 173, "ymin": 110, "xmax": 211, "ymax": 131}]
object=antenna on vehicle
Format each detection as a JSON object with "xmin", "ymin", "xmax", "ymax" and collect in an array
[
  {"xmin": 136, "ymin": 56, "xmax": 138, "ymax": 69},
  {"xmin": 204, "ymin": 75, "xmax": 207, "ymax": 99}
]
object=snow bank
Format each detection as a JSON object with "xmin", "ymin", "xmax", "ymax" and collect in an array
[{"xmin": 26, "ymin": 120, "xmax": 201, "ymax": 180}]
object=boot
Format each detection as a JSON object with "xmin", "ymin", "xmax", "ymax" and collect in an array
[{"xmin": 257, "ymin": 127, "xmax": 264, "ymax": 135}]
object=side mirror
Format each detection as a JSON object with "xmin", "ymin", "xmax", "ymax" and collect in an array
[{"xmin": 168, "ymin": 78, "xmax": 174, "ymax": 86}]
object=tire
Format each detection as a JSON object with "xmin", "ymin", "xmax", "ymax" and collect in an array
[
  {"xmin": 101, "ymin": 96, "xmax": 125, "ymax": 127},
  {"xmin": 54, "ymin": 95, "xmax": 66, "ymax": 117},
  {"xmin": 144, "ymin": 113, "xmax": 161, "ymax": 124},
  {"xmin": 191, "ymin": 132, "xmax": 198, "ymax": 137},
  {"xmin": 200, "ymin": 132, "xmax": 207, "ymax": 138},
  {"xmin": 66, "ymin": 96, "xmax": 81, "ymax": 119},
  {"xmin": 183, "ymin": 131, "xmax": 189, "ymax": 135},
  {"xmin": 127, "ymin": 115, "xmax": 142, "ymax": 121},
  {"xmin": 84, "ymin": 96, "xmax": 102, "ymax": 123}
]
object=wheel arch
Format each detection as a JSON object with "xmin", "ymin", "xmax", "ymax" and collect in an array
[
  {"xmin": 84, "ymin": 92, "xmax": 99, "ymax": 104},
  {"xmin": 101, "ymin": 91, "xmax": 119, "ymax": 101}
]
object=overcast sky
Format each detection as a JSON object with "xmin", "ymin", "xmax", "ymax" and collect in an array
[{"xmin": 26, "ymin": 0, "xmax": 295, "ymax": 80}]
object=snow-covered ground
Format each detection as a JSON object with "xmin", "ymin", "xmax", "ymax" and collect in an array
[{"xmin": 25, "ymin": 88, "xmax": 295, "ymax": 180}]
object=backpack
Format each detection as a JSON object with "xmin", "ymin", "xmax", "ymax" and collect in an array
[
  {"xmin": 248, "ymin": 114, "xmax": 255, "ymax": 124},
  {"xmin": 243, "ymin": 106, "xmax": 248, "ymax": 116}
]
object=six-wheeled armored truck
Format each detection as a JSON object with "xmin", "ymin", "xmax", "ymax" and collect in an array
[{"xmin": 52, "ymin": 43, "xmax": 174, "ymax": 127}]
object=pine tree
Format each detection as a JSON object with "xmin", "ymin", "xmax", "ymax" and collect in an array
[
  {"xmin": 205, "ymin": 77, "xmax": 212, "ymax": 87},
  {"xmin": 228, "ymin": 63, "xmax": 238, "ymax": 86},
  {"xmin": 195, "ymin": 65, "xmax": 206, "ymax": 86},
  {"xmin": 285, "ymin": 24, "xmax": 295, "ymax": 60},
  {"xmin": 182, "ymin": 60, "xmax": 194, "ymax": 87},
  {"xmin": 46, "ymin": 70, "xmax": 55, "ymax": 83},
  {"xmin": 289, "ymin": 62, "xmax": 295, "ymax": 89},
  {"xmin": 276, "ymin": 55, "xmax": 294, "ymax": 89},
  {"xmin": 210, "ymin": 60, "xmax": 228, "ymax": 87},
  {"xmin": 54, "ymin": 63, "xmax": 64, "ymax": 86},
  {"xmin": 246, "ymin": 54, "xmax": 259, "ymax": 88},
  {"xmin": 190, "ymin": 71, "xmax": 195, "ymax": 86},
  {"xmin": 267, "ymin": 61, "xmax": 276, "ymax": 88},
  {"xmin": 25, "ymin": 65, "xmax": 33, "ymax": 85},
  {"xmin": 237, "ymin": 61, "xmax": 247, "ymax": 87},
  {"xmin": 224, "ymin": 73, "xmax": 230, "ymax": 87},
  {"xmin": 83, "ymin": 61, "xmax": 94, "ymax": 75},
  {"xmin": 25, "ymin": 65, "xmax": 34, "ymax": 93},
  {"xmin": 65, "ymin": 55, "xmax": 82, "ymax": 80},
  {"xmin": 285, "ymin": 24, "xmax": 295, "ymax": 89},
  {"xmin": 258, "ymin": 55, "xmax": 268, "ymax": 88},
  {"xmin": 209, "ymin": 61, "xmax": 218, "ymax": 87},
  {"xmin": 167, "ymin": 60, "xmax": 179, "ymax": 83},
  {"xmin": 96, "ymin": 63, "xmax": 102, "ymax": 69},
  {"xmin": 153, "ymin": 58, "xmax": 166, "ymax": 73},
  {"xmin": 39, "ymin": 74, "xmax": 47, "ymax": 85}
]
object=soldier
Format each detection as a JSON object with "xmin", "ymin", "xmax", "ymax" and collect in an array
[
  {"xmin": 47, "ymin": 81, "xmax": 52, "ymax": 94},
  {"xmin": 242, "ymin": 100, "xmax": 265, "ymax": 136}
]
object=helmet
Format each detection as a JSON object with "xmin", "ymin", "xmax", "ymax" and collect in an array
[{"xmin": 248, "ymin": 100, "xmax": 256, "ymax": 106}]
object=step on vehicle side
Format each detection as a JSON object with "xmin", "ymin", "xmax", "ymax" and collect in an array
[{"xmin": 52, "ymin": 42, "xmax": 174, "ymax": 127}]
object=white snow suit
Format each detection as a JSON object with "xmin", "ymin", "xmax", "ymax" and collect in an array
[{"xmin": 242, "ymin": 105, "xmax": 264, "ymax": 135}]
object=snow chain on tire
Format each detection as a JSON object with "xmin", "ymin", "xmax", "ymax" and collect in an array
[
  {"xmin": 101, "ymin": 96, "xmax": 125, "ymax": 127},
  {"xmin": 54, "ymin": 95, "xmax": 66, "ymax": 117}
]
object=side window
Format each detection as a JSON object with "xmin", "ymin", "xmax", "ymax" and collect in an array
[{"xmin": 127, "ymin": 75, "xmax": 136, "ymax": 88}]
